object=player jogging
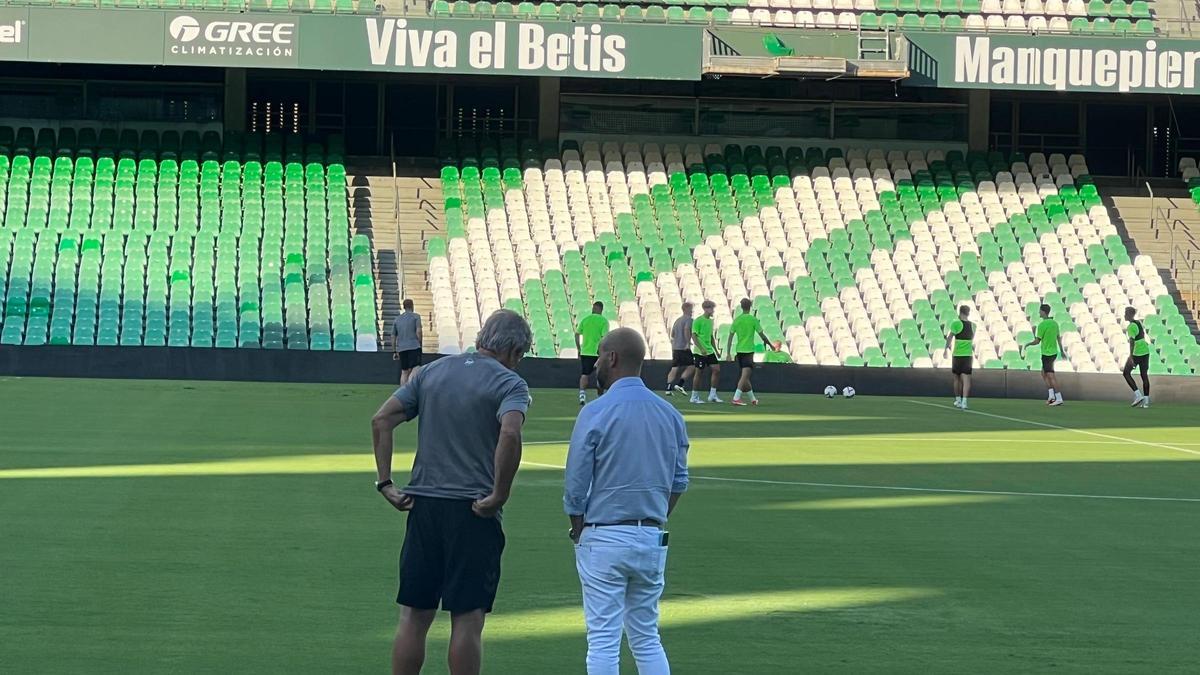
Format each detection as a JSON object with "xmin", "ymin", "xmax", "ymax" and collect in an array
[
  {"xmin": 1122, "ymin": 306, "xmax": 1152, "ymax": 408},
  {"xmin": 945, "ymin": 305, "xmax": 974, "ymax": 410},
  {"xmin": 665, "ymin": 302, "xmax": 696, "ymax": 396},
  {"xmin": 1023, "ymin": 303, "xmax": 1065, "ymax": 406},
  {"xmin": 689, "ymin": 300, "xmax": 723, "ymax": 404},
  {"xmin": 725, "ymin": 298, "xmax": 776, "ymax": 407},
  {"xmin": 575, "ymin": 301, "xmax": 610, "ymax": 406}
]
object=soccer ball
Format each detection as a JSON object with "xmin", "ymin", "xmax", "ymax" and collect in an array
[
  {"xmin": 823, "ymin": 385, "xmax": 837, "ymax": 398},
  {"xmin": 842, "ymin": 386, "xmax": 856, "ymax": 399}
]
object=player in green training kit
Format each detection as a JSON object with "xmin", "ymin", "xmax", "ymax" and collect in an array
[
  {"xmin": 1122, "ymin": 306, "xmax": 1152, "ymax": 408},
  {"xmin": 1024, "ymin": 303, "xmax": 1066, "ymax": 406},
  {"xmin": 689, "ymin": 300, "xmax": 723, "ymax": 404},
  {"xmin": 725, "ymin": 298, "xmax": 778, "ymax": 406},
  {"xmin": 575, "ymin": 301, "xmax": 610, "ymax": 405},
  {"xmin": 944, "ymin": 305, "xmax": 974, "ymax": 410}
]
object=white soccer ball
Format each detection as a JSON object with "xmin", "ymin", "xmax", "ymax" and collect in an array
[
  {"xmin": 823, "ymin": 385, "xmax": 837, "ymax": 398},
  {"xmin": 842, "ymin": 386, "xmax": 856, "ymax": 399}
]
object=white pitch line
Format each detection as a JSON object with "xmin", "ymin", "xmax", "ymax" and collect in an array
[
  {"xmin": 905, "ymin": 400, "xmax": 1200, "ymax": 458},
  {"xmin": 526, "ymin": 436, "xmax": 1192, "ymax": 447},
  {"xmin": 518, "ymin": 462, "xmax": 1200, "ymax": 504}
]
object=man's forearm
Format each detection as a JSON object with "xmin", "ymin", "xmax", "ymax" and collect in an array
[
  {"xmin": 491, "ymin": 429, "xmax": 523, "ymax": 499},
  {"xmin": 372, "ymin": 425, "xmax": 394, "ymax": 482},
  {"xmin": 667, "ymin": 492, "xmax": 683, "ymax": 516},
  {"xmin": 569, "ymin": 514, "xmax": 584, "ymax": 534}
]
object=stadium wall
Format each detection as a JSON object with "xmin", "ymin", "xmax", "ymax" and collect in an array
[{"xmin": 2, "ymin": 346, "xmax": 1198, "ymax": 403}]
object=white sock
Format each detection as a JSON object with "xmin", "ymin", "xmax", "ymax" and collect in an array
[
  {"xmin": 1055, "ymin": 392, "xmax": 1063, "ymax": 402},
  {"xmin": 1135, "ymin": 389, "xmax": 1143, "ymax": 397},
  {"xmin": 579, "ymin": 390, "xmax": 586, "ymax": 397},
  {"xmin": 733, "ymin": 389, "xmax": 742, "ymax": 401},
  {"xmin": 1048, "ymin": 388, "xmax": 1055, "ymax": 399},
  {"xmin": 955, "ymin": 396, "xmax": 962, "ymax": 404},
  {"xmin": 961, "ymin": 397, "xmax": 968, "ymax": 405},
  {"xmin": 709, "ymin": 388, "xmax": 718, "ymax": 398},
  {"xmin": 748, "ymin": 390, "xmax": 757, "ymax": 401}
]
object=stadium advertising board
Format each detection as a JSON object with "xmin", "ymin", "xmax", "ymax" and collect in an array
[
  {"xmin": 0, "ymin": 9, "xmax": 700, "ymax": 80},
  {"xmin": 0, "ymin": 8, "xmax": 28, "ymax": 61},
  {"xmin": 300, "ymin": 18, "xmax": 700, "ymax": 79},
  {"xmin": 907, "ymin": 33, "xmax": 1200, "ymax": 95}
]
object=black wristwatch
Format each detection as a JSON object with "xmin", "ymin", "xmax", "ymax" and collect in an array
[{"xmin": 375, "ymin": 479, "xmax": 393, "ymax": 492}]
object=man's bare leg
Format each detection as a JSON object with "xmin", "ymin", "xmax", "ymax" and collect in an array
[
  {"xmin": 448, "ymin": 610, "xmax": 486, "ymax": 675},
  {"xmin": 393, "ymin": 606, "xmax": 436, "ymax": 675}
]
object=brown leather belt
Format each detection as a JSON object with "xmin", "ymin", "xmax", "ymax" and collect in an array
[{"xmin": 586, "ymin": 519, "xmax": 663, "ymax": 528}]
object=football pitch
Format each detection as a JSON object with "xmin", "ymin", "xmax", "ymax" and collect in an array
[{"xmin": 2, "ymin": 377, "xmax": 1199, "ymax": 674}]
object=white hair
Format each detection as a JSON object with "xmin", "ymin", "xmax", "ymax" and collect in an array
[{"xmin": 476, "ymin": 309, "xmax": 533, "ymax": 355}]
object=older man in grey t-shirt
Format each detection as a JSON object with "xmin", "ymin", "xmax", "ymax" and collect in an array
[
  {"xmin": 664, "ymin": 302, "xmax": 695, "ymax": 396},
  {"xmin": 372, "ymin": 309, "xmax": 532, "ymax": 675},
  {"xmin": 392, "ymin": 299, "xmax": 424, "ymax": 386}
]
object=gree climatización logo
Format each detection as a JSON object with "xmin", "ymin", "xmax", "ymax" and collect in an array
[{"xmin": 167, "ymin": 16, "xmax": 295, "ymax": 58}]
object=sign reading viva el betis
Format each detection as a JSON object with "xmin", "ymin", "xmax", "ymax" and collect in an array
[
  {"xmin": 363, "ymin": 19, "xmax": 630, "ymax": 74},
  {"xmin": 906, "ymin": 33, "xmax": 1200, "ymax": 95}
]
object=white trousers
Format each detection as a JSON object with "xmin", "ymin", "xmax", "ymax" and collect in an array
[{"xmin": 574, "ymin": 525, "xmax": 670, "ymax": 675}]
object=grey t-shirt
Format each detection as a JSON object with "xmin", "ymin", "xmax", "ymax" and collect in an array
[
  {"xmin": 392, "ymin": 312, "xmax": 422, "ymax": 351},
  {"xmin": 671, "ymin": 316, "xmax": 694, "ymax": 350},
  {"xmin": 393, "ymin": 353, "xmax": 530, "ymax": 500}
]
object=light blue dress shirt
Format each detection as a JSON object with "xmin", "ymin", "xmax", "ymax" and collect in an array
[{"xmin": 563, "ymin": 377, "xmax": 690, "ymax": 523}]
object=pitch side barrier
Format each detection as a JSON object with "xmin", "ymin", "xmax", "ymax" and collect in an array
[{"xmin": 2, "ymin": 346, "xmax": 1198, "ymax": 402}]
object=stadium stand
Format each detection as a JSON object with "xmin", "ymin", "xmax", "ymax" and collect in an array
[
  {"xmin": 0, "ymin": 129, "xmax": 379, "ymax": 350},
  {"xmin": 424, "ymin": 0, "xmax": 1157, "ymax": 34},
  {"xmin": 428, "ymin": 140, "xmax": 1200, "ymax": 375},
  {"xmin": 0, "ymin": 0, "xmax": 381, "ymax": 12}
]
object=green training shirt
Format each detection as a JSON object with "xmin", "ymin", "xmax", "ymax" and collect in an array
[
  {"xmin": 1128, "ymin": 321, "xmax": 1151, "ymax": 356},
  {"xmin": 949, "ymin": 319, "xmax": 974, "ymax": 357},
  {"xmin": 731, "ymin": 313, "xmax": 762, "ymax": 354},
  {"xmin": 576, "ymin": 314, "xmax": 609, "ymax": 357},
  {"xmin": 692, "ymin": 315, "xmax": 715, "ymax": 355},
  {"xmin": 1036, "ymin": 318, "xmax": 1060, "ymax": 356}
]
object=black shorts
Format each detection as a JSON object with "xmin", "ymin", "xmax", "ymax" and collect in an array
[
  {"xmin": 1127, "ymin": 354, "xmax": 1149, "ymax": 372},
  {"xmin": 951, "ymin": 355, "xmax": 973, "ymax": 375},
  {"xmin": 1041, "ymin": 355, "xmax": 1057, "ymax": 373},
  {"xmin": 580, "ymin": 355, "xmax": 598, "ymax": 375},
  {"xmin": 397, "ymin": 497, "xmax": 506, "ymax": 613},
  {"xmin": 735, "ymin": 352, "xmax": 755, "ymax": 369},
  {"xmin": 397, "ymin": 349, "xmax": 422, "ymax": 371},
  {"xmin": 671, "ymin": 349, "xmax": 694, "ymax": 367},
  {"xmin": 694, "ymin": 353, "xmax": 719, "ymax": 369}
]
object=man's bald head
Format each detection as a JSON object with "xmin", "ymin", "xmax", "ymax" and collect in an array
[{"xmin": 596, "ymin": 327, "xmax": 646, "ymax": 388}]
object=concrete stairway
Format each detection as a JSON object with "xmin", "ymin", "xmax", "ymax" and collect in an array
[
  {"xmin": 1104, "ymin": 189, "xmax": 1200, "ymax": 334},
  {"xmin": 394, "ymin": 176, "xmax": 444, "ymax": 353}
]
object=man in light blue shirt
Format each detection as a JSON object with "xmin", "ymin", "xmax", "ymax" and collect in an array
[{"xmin": 564, "ymin": 327, "xmax": 690, "ymax": 675}]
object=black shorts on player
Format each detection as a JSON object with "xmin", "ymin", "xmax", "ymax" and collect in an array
[
  {"xmin": 1041, "ymin": 355, "xmax": 1057, "ymax": 373},
  {"xmin": 580, "ymin": 355, "xmax": 598, "ymax": 375},
  {"xmin": 735, "ymin": 352, "xmax": 755, "ymax": 369},
  {"xmin": 397, "ymin": 496, "xmax": 506, "ymax": 613},
  {"xmin": 1130, "ymin": 353, "xmax": 1149, "ymax": 372},
  {"xmin": 397, "ymin": 348, "xmax": 422, "ymax": 371},
  {"xmin": 951, "ymin": 355, "xmax": 973, "ymax": 375},
  {"xmin": 694, "ymin": 353, "xmax": 718, "ymax": 370},
  {"xmin": 671, "ymin": 349, "xmax": 694, "ymax": 368}
]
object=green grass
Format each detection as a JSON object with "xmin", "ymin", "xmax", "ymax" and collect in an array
[{"xmin": 2, "ymin": 377, "xmax": 1199, "ymax": 673}]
